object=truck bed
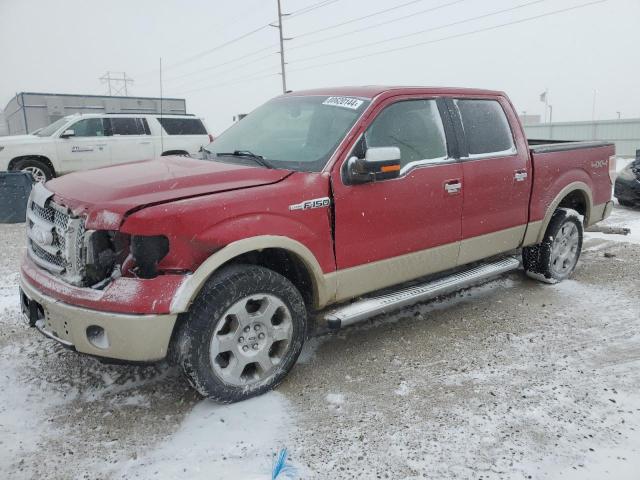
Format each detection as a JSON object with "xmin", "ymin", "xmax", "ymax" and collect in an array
[{"xmin": 528, "ymin": 139, "xmax": 614, "ymax": 153}]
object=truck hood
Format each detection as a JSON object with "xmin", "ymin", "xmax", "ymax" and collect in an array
[
  {"xmin": 47, "ymin": 156, "xmax": 292, "ymax": 228},
  {"xmin": 0, "ymin": 134, "xmax": 42, "ymax": 145}
]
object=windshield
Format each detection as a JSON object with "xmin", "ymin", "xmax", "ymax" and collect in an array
[
  {"xmin": 204, "ymin": 95, "xmax": 370, "ymax": 172},
  {"xmin": 36, "ymin": 118, "xmax": 70, "ymax": 137}
]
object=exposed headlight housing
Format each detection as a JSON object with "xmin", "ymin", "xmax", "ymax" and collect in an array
[{"xmin": 130, "ymin": 235, "xmax": 170, "ymax": 278}]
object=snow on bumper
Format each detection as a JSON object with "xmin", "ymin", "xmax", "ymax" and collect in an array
[
  {"xmin": 20, "ymin": 277, "xmax": 178, "ymax": 361},
  {"xmin": 19, "ymin": 254, "xmax": 190, "ymax": 361}
]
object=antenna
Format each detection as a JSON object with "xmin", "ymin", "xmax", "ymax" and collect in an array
[{"xmin": 159, "ymin": 57, "xmax": 164, "ymax": 154}]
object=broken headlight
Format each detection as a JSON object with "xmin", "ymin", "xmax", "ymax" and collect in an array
[{"xmin": 130, "ymin": 235, "xmax": 170, "ymax": 279}]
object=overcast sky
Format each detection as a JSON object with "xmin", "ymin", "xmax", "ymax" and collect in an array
[{"xmin": 1, "ymin": 0, "xmax": 638, "ymax": 133}]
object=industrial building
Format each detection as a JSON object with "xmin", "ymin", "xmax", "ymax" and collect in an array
[
  {"xmin": 524, "ymin": 118, "xmax": 640, "ymax": 157},
  {"xmin": 2, "ymin": 92, "xmax": 187, "ymax": 136}
]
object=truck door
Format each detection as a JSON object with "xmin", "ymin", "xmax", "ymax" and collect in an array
[
  {"xmin": 55, "ymin": 118, "xmax": 111, "ymax": 173},
  {"xmin": 331, "ymin": 97, "xmax": 463, "ymax": 301},
  {"xmin": 448, "ymin": 97, "xmax": 531, "ymax": 266},
  {"xmin": 107, "ymin": 117, "xmax": 155, "ymax": 165}
]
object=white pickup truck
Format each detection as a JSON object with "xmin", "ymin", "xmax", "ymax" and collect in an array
[{"xmin": 0, "ymin": 113, "xmax": 212, "ymax": 181}]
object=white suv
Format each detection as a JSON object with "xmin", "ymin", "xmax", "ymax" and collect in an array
[{"xmin": 0, "ymin": 113, "xmax": 212, "ymax": 181}]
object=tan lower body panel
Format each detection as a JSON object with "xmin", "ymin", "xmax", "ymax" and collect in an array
[
  {"xmin": 21, "ymin": 279, "xmax": 177, "ymax": 362},
  {"xmin": 330, "ymin": 242, "xmax": 460, "ymax": 303},
  {"xmin": 330, "ymin": 225, "xmax": 530, "ymax": 304},
  {"xmin": 457, "ymin": 225, "xmax": 526, "ymax": 265},
  {"xmin": 589, "ymin": 201, "xmax": 613, "ymax": 226}
]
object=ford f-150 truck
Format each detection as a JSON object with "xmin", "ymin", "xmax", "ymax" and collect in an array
[{"xmin": 19, "ymin": 86, "xmax": 616, "ymax": 403}]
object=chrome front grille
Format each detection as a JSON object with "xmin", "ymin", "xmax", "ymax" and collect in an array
[{"xmin": 26, "ymin": 183, "xmax": 86, "ymax": 284}]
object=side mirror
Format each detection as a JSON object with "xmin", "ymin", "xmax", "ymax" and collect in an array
[
  {"xmin": 60, "ymin": 129, "xmax": 75, "ymax": 139},
  {"xmin": 346, "ymin": 146, "xmax": 401, "ymax": 184}
]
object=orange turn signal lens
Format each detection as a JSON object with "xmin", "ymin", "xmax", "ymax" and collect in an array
[{"xmin": 381, "ymin": 165, "xmax": 400, "ymax": 173}]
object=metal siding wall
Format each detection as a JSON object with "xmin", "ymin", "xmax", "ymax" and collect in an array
[
  {"xmin": 3, "ymin": 93, "xmax": 188, "ymax": 135},
  {"xmin": 525, "ymin": 119, "xmax": 640, "ymax": 157}
]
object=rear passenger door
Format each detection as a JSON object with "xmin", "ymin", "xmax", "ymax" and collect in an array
[
  {"xmin": 448, "ymin": 98, "xmax": 531, "ymax": 265},
  {"xmin": 107, "ymin": 117, "xmax": 155, "ymax": 165}
]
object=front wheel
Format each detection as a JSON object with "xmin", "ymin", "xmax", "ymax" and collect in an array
[
  {"xmin": 13, "ymin": 158, "xmax": 54, "ymax": 182},
  {"xmin": 523, "ymin": 208, "xmax": 583, "ymax": 284},
  {"xmin": 175, "ymin": 264, "xmax": 307, "ymax": 403}
]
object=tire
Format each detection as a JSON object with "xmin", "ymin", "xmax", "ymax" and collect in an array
[
  {"xmin": 523, "ymin": 207, "xmax": 583, "ymax": 284},
  {"xmin": 12, "ymin": 158, "xmax": 54, "ymax": 182},
  {"xmin": 175, "ymin": 264, "xmax": 307, "ymax": 403},
  {"xmin": 617, "ymin": 199, "xmax": 634, "ymax": 207}
]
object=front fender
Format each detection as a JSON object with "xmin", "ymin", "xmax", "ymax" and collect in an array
[{"xmin": 169, "ymin": 235, "xmax": 335, "ymax": 313}]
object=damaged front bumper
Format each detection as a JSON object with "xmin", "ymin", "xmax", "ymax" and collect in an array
[{"xmin": 20, "ymin": 255, "xmax": 183, "ymax": 362}]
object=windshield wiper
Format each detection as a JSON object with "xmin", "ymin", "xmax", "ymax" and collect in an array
[{"xmin": 215, "ymin": 150, "xmax": 274, "ymax": 169}]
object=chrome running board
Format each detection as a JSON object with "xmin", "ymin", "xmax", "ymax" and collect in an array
[{"xmin": 325, "ymin": 256, "xmax": 520, "ymax": 329}]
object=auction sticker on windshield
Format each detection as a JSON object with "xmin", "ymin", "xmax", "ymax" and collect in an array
[{"xmin": 322, "ymin": 96, "xmax": 364, "ymax": 110}]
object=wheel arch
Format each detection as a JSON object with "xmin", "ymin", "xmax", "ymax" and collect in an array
[
  {"xmin": 169, "ymin": 235, "xmax": 335, "ymax": 314},
  {"xmin": 530, "ymin": 182, "xmax": 593, "ymax": 245},
  {"xmin": 8, "ymin": 155, "xmax": 56, "ymax": 176}
]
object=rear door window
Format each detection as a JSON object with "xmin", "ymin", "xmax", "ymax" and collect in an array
[
  {"xmin": 454, "ymin": 99, "xmax": 515, "ymax": 157},
  {"xmin": 109, "ymin": 117, "xmax": 145, "ymax": 136},
  {"xmin": 157, "ymin": 118, "xmax": 207, "ymax": 135}
]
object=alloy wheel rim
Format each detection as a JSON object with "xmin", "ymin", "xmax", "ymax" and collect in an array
[
  {"xmin": 550, "ymin": 222, "xmax": 579, "ymax": 277},
  {"xmin": 22, "ymin": 166, "xmax": 47, "ymax": 183},
  {"xmin": 210, "ymin": 294, "xmax": 293, "ymax": 386}
]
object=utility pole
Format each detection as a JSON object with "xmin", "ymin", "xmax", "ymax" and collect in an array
[
  {"xmin": 274, "ymin": 0, "xmax": 289, "ymax": 94},
  {"xmin": 99, "ymin": 71, "xmax": 134, "ymax": 96}
]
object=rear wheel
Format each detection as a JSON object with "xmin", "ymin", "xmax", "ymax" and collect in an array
[
  {"xmin": 175, "ymin": 264, "xmax": 307, "ymax": 403},
  {"xmin": 617, "ymin": 199, "xmax": 634, "ymax": 207},
  {"xmin": 13, "ymin": 158, "xmax": 53, "ymax": 182},
  {"xmin": 523, "ymin": 208, "xmax": 583, "ymax": 283}
]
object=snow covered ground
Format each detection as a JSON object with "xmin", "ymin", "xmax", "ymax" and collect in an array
[{"xmin": 1, "ymin": 205, "xmax": 639, "ymax": 479}]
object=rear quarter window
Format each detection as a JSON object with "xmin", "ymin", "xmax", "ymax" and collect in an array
[
  {"xmin": 157, "ymin": 118, "xmax": 207, "ymax": 135},
  {"xmin": 455, "ymin": 99, "xmax": 515, "ymax": 157}
]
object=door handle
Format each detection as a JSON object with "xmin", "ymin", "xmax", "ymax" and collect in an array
[
  {"xmin": 444, "ymin": 180, "xmax": 462, "ymax": 194},
  {"xmin": 139, "ymin": 141, "xmax": 152, "ymax": 145},
  {"xmin": 514, "ymin": 170, "xmax": 528, "ymax": 182}
]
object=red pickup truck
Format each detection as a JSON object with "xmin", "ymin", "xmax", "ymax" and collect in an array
[{"xmin": 20, "ymin": 86, "xmax": 616, "ymax": 402}]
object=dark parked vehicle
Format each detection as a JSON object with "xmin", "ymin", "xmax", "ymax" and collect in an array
[{"xmin": 615, "ymin": 151, "xmax": 640, "ymax": 207}]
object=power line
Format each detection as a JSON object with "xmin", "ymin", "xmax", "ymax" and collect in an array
[
  {"xmin": 290, "ymin": 0, "xmax": 428, "ymax": 39},
  {"xmin": 288, "ymin": 0, "xmax": 607, "ymax": 74},
  {"xmin": 172, "ymin": 69, "xmax": 280, "ymax": 95},
  {"xmin": 288, "ymin": 0, "xmax": 471, "ymax": 52},
  {"xmin": 166, "ymin": 23, "xmax": 272, "ymax": 70},
  {"xmin": 288, "ymin": 0, "xmax": 342, "ymax": 18},
  {"xmin": 289, "ymin": 0, "xmax": 548, "ymax": 63},
  {"xmin": 168, "ymin": 54, "xmax": 280, "ymax": 92},
  {"xmin": 163, "ymin": 44, "xmax": 279, "ymax": 83}
]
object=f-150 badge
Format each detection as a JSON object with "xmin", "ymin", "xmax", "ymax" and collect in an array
[{"xmin": 289, "ymin": 197, "xmax": 331, "ymax": 211}]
